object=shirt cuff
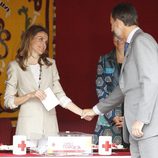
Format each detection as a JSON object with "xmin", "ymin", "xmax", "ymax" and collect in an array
[
  {"xmin": 59, "ymin": 96, "xmax": 72, "ymax": 107},
  {"xmin": 93, "ymin": 105, "xmax": 103, "ymax": 115}
]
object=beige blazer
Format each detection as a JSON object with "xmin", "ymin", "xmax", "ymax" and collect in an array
[{"xmin": 4, "ymin": 59, "xmax": 67, "ymax": 140}]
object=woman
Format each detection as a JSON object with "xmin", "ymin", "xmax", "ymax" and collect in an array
[
  {"xmin": 4, "ymin": 25, "xmax": 84, "ymax": 142},
  {"xmin": 93, "ymin": 35, "xmax": 125, "ymax": 145}
]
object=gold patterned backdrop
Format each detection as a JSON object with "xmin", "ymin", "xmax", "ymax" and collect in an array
[{"xmin": 0, "ymin": 0, "xmax": 54, "ymax": 119}]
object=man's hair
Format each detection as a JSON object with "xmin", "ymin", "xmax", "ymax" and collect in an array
[{"xmin": 112, "ymin": 3, "xmax": 138, "ymax": 26}]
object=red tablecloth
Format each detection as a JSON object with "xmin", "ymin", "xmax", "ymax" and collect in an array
[{"xmin": 0, "ymin": 151, "xmax": 131, "ymax": 157}]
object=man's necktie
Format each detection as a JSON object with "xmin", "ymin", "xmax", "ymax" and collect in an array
[{"xmin": 124, "ymin": 42, "xmax": 129, "ymax": 55}]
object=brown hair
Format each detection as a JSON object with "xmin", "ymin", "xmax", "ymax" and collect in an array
[
  {"xmin": 112, "ymin": 3, "xmax": 138, "ymax": 26},
  {"xmin": 16, "ymin": 25, "xmax": 52, "ymax": 70}
]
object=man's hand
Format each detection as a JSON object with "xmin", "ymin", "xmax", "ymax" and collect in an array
[
  {"xmin": 131, "ymin": 120, "xmax": 144, "ymax": 137},
  {"xmin": 81, "ymin": 108, "xmax": 97, "ymax": 121}
]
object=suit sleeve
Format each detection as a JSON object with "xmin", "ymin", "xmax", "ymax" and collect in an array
[
  {"xmin": 95, "ymin": 85, "xmax": 124, "ymax": 114},
  {"xmin": 133, "ymin": 34, "xmax": 158, "ymax": 124}
]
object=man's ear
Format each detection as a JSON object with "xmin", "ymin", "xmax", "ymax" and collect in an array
[{"xmin": 116, "ymin": 18, "xmax": 125, "ymax": 27}]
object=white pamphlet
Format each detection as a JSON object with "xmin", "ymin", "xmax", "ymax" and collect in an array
[{"xmin": 41, "ymin": 87, "xmax": 60, "ymax": 111}]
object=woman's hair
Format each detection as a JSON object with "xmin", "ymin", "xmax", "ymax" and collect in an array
[
  {"xmin": 112, "ymin": 3, "xmax": 138, "ymax": 26},
  {"xmin": 16, "ymin": 24, "xmax": 52, "ymax": 70}
]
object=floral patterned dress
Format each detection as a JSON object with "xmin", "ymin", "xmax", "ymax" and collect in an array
[{"xmin": 93, "ymin": 49, "xmax": 123, "ymax": 145}]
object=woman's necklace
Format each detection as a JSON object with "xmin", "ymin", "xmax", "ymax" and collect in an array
[
  {"xmin": 38, "ymin": 64, "xmax": 42, "ymax": 89},
  {"xmin": 27, "ymin": 57, "xmax": 42, "ymax": 89},
  {"xmin": 31, "ymin": 54, "xmax": 39, "ymax": 59}
]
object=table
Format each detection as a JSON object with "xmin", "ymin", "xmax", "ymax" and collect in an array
[{"xmin": 0, "ymin": 151, "xmax": 131, "ymax": 157}]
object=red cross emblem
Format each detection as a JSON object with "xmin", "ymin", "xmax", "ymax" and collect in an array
[
  {"xmin": 102, "ymin": 141, "xmax": 111, "ymax": 151},
  {"xmin": 18, "ymin": 140, "xmax": 26, "ymax": 151}
]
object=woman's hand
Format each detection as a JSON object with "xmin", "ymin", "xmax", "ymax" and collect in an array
[
  {"xmin": 113, "ymin": 116, "xmax": 123, "ymax": 128},
  {"xmin": 29, "ymin": 89, "xmax": 46, "ymax": 101},
  {"xmin": 14, "ymin": 89, "xmax": 46, "ymax": 107}
]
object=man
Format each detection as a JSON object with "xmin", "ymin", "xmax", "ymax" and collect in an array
[{"xmin": 82, "ymin": 3, "xmax": 158, "ymax": 158}]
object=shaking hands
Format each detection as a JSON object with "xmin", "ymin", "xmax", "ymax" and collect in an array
[
  {"xmin": 81, "ymin": 109, "xmax": 124, "ymax": 129},
  {"xmin": 81, "ymin": 108, "xmax": 97, "ymax": 121}
]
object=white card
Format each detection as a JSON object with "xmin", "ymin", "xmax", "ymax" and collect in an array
[{"xmin": 41, "ymin": 87, "xmax": 60, "ymax": 111}]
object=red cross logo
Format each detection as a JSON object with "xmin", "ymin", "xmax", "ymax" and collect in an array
[
  {"xmin": 18, "ymin": 140, "xmax": 26, "ymax": 151},
  {"xmin": 102, "ymin": 141, "xmax": 111, "ymax": 151}
]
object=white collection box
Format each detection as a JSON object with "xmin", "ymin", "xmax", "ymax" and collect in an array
[
  {"xmin": 47, "ymin": 135, "xmax": 92, "ymax": 156},
  {"xmin": 98, "ymin": 136, "xmax": 112, "ymax": 155},
  {"xmin": 13, "ymin": 135, "xmax": 27, "ymax": 155}
]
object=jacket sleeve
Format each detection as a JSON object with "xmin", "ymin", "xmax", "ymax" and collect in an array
[
  {"xmin": 95, "ymin": 85, "xmax": 124, "ymax": 114},
  {"xmin": 51, "ymin": 60, "xmax": 72, "ymax": 107},
  {"xmin": 4, "ymin": 62, "xmax": 19, "ymax": 109}
]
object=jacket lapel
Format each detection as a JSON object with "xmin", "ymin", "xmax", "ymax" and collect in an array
[{"xmin": 120, "ymin": 29, "xmax": 143, "ymax": 76}]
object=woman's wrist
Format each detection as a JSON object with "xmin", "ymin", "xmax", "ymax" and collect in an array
[
  {"xmin": 80, "ymin": 109, "xmax": 84, "ymax": 116},
  {"xmin": 27, "ymin": 92, "xmax": 34, "ymax": 100}
]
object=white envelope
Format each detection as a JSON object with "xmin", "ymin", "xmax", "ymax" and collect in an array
[{"xmin": 41, "ymin": 87, "xmax": 60, "ymax": 111}]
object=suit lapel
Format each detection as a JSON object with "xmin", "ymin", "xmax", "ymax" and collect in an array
[
  {"xmin": 120, "ymin": 29, "xmax": 143, "ymax": 76},
  {"xmin": 120, "ymin": 44, "xmax": 131, "ymax": 76}
]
